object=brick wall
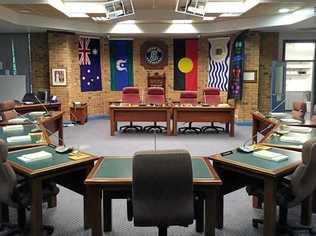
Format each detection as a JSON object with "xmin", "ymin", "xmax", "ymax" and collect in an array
[
  {"xmin": 33, "ymin": 31, "xmax": 279, "ymax": 121},
  {"xmin": 258, "ymin": 32, "xmax": 279, "ymax": 113},
  {"xmin": 31, "ymin": 33, "xmax": 49, "ymax": 92}
]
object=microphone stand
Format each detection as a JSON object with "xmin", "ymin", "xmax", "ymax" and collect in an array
[{"xmin": 32, "ymin": 94, "xmax": 51, "ymax": 117}]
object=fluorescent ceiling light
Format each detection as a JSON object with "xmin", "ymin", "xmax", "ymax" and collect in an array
[
  {"xmin": 67, "ymin": 13, "xmax": 89, "ymax": 18},
  {"xmin": 171, "ymin": 20, "xmax": 193, "ymax": 24},
  {"xmin": 165, "ymin": 23, "xmax": 197, "ymax": 33},
  {"xmin": 91, "ymin": 16, "xmax": 108, "ymax": 22},
  {"xmin": 203, "ymin": 16, "xmax": 216, "ymax": 20},
  {"xmin": 110, "ymin": 22, "xmax": 142, "ymax": 33},
  {"xmin": 219, "ymin": 13, "xmax": 241, "ymax": 17},
  {"xmin": 63, "ymin": 3, "xmax": 107, "ymax": 14},
  {"xmin": 205, "ymin": 0, "xmax": 259, "ymax": 14},
  {"xmin": 278, "ymin": 8, "xmax": 290, "ymax": 14},
  {"xmin": 118, "ymin": 20, "xmax": 136, "ymax": 24}
]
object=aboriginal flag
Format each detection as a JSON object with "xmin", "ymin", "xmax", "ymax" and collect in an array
[{"xmin": 174, "ymin": 39, "xmax": 198, "ymax": 91}]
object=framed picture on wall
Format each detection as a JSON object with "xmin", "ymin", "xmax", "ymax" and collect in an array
[
  {"xmin": 52, "ymin": 68, "xmax": 67, "ymax": 86},
  {"xmin": 243, "ymin": 70, "xmax": 257, "ymax": 83}
]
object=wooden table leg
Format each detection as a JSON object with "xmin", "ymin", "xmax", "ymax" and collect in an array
[
  {"xmin": 173, "ymin": 110, "xmax": 177, "ymax": 136},
  {"xmin": 88, "ymin": 185, "xmax": 102, "ymax": 236},
  {"xmin": 110, "ymin": 109, "xmax": 115, "ymax": 136},
  {"xmin": 30, "ymin": 178, "xmax": 43, "ymax": 236},
  {"xmin": 58, "ymin": 117, "xmax": 64, "ymax": 146},
  {"xmin": 229, "ymin": 120, "xmax": 234, "ymax": 137},
  {"xmin": 0, "ymin": 203, "xmax": 9, "ymax": 223},
  {"xmin": 215, "ymin": 187, "xmax": 223, "ymax": 229},
  {"xmin": 205, "ymin": 188, "xmax": 216, "ymax": 236},
  {"xmin": 166, "ymin": 110, "xmax": 171, "ymax": 136},
  {"xmin": 264, "ymin": 177, "xmax": 277, "ymax": 236},
  {"xmin": 103, "ymin": 192, "xmax": 112, "ymax": 232},
  {"xmin": 84, "ymin": 164, "xmax": 95, "ymax": 229},
  {"xmin": 195, "ymin": 195, "xmax": 204, "ymax": 233},
  {"xmin": 225, "ymin": 123, "xmax": 229, "ymax": 132},
  {"xmin": 301, "ymin": 195, "xmax": 312, "ymax": 226}
]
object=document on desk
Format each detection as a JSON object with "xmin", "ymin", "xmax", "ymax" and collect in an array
[
  {"xmin": 8, "ymin": 118, "xmax": 28, "ymax": 123},
  {"xmin": 253, "ymin": 150, "xmax": 288, "ymax": 162},
  {"xmin": 3, "ymin": 125, "xmax": 24, "ymax": 133},
  {"xmin": 288, "ymin": 126, "xmax": 312, "ymax": 133},
  {"xmin": 17, "ymin": 151, "xmax": 52, "ymax": 163},
  {"xmin": 7, "ymin": 135, "xmax": 31, "ymax": 144},
  {"xmin": 280, "ymin": 133, "xmax": 309, "ymax": 144},
  {"xmin": 29, "ymin": 111, "xmax": 46, "ymax": 117},
  {"xmin": 280, "ymin": 118, "xmax": 302, "ymax": 124}
]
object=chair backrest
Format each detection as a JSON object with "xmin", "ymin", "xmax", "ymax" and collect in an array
[
  {"xmin": 122, "ymin": 87, "xmax": 141, "ymax": 105},
  {"xmin": 203, "ymin": 87, "xmax": 220, "ymax": 105},
  {"xmin": 0, "ymin": 100, "xmax": 18, "ymax": 121},
  {"xmin": 147, "ymin": 87, "xmax": 165, "ymax": 105},
  {"xmin": 0, "ymin": 139, "xmax": 17, "ymax": 205},
  {"xmin": 290, "ymin": 138, "xmax": 316, "ymax": 205},
  {"xmin": 132, "ymin": 149, "xmax": 194, "ymax": 228},
  {"xmin": 180, "ymin": 91, "xmax": 198, "ymax": 105},
  {"xmin": 292, "ymin": 101, "xmax": 306, "ymax": 120}
]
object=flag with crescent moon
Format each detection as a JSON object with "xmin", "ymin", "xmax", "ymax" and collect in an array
[
  {"xmin": 208, "ymin": 37, "xmax": 230, "ymax": 91},
  {"xmin": 173, "ymin": 39, "xmax": 198, "ymax": 91},
  {"xmin": 109, "ymin": 40, "xmax": 134, "ymax": 91},
  {"xmin": 79, "ymin": 37, "xmax": 102, "ymax": 92}
]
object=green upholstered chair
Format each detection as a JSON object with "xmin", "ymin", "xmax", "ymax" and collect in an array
[
  {"xmin": 0, "ymin": 139, "xmax": 59, "ymax": 235},
  {"xmin": 246, "ymin": 138, "xmax": 316, "ymax": 235}
]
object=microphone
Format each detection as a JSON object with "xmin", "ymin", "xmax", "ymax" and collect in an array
[
  {"xmin": 32, "ymin": 94, "xmax": 51, "ymax": 117},
  {"xmin": 237, "ymin": 123, "xmax": 275, "ymax": 153}
]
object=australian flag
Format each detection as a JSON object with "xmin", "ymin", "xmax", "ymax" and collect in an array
[{"xmin": 79, "ymin": 37, "xmax": 102, "ymax": 92}]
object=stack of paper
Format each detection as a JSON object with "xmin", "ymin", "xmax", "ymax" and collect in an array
[
  {"xmin": 7, "ymin": 135, "xmax": 31, "ymax": 144},
  {"xmin": 269, "ymin": 112, "xmax": 288, "ymax": 118},
  {"xmin": 280, "ymin": 134, "xmax": 309, "ymax": 144},
  {"xmin": 17, "ymin": 151, "xmax": 52, "ymax": 163},
  {"xmin": 29, "ymin": 111, "xmax": 45, "ymax": 117},
  {"xmin": 253, "ymin": 150, "xmax": 288, "ymax": 162},
  {"xmin": 280, "ymin": 118, "xmax": 302, "ymax": 124},
  {"xmin": 8, "ymin": 118, "xmax": 27, "ymax": 123},
  {"xmin": 3, "ymin": 125, "xmax": 24, "ymax": 133},
  {"xmin": 288, "ymin": 126, "xmax": 312, "ymax": 133}
]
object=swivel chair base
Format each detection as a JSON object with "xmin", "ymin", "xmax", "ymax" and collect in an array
[
  {"xmin": 178, "ymin": 122, "xmax": 201, "ymax": 134},
  {"xmin": 252, "ymin": 207, "xmax": 316, "ymax": 236},
  {"xmin": 0, "ymin": 223, "xmax": 54, "ymax": 236},
  {"xmin": 120, "ymin": 122, "xmax": 143, "ymax": 133},
  {"xmin": 201, "ymin": 122, "xmax": 224, "ymax": 133},
  {"xmin": 143, "ymin": 122, "xmax": 166, "ymax": 133}
]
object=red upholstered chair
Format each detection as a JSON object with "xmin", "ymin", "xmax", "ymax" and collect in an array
[
  {"xmin": 119, "ymin": 87, "xmax": 143, "ymax": 132},
  {"xmin": 201, "ymin": 88, "xmax": 225, "ymax": 133},
  {"xmin": 178, "ymin": 91, "xmax": 201, "ymax": 134},
  {"xmin": 0, "ymin": 100, "xmax": 18, "ymax": 121},
  {"xmin": 291, "ymin": 101, "xmax": 306, "ymax": 120},
  {"xmin": 143, "ymin": 87, "xmax": 167, "ymax": 133}
]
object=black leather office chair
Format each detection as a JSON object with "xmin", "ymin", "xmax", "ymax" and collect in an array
[
  {"xmin": 22, "ymin": 93, "xmax": 37, "ymax": 104},
  {"xmin": 0, "ymin": 139, "xmax": 59, "ymax": 235},
  {"xmin": 128, "ymin": 149, "xmax": 194, "ymax": 236},
  {"xmin": 246, "ymin": 138, "xmax": 316, "ymax": 235}
]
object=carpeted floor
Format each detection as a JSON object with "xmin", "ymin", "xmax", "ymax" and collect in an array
[{"xmin": 9, "ymin": 119, "xmax": 316, "ymax": 235}]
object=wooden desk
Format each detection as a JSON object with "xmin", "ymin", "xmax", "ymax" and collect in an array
[
  {"xmin": 70, "ymin": 104, "xmax": 88, "ymax": 125},
  {"xmin": 15, "ymin": 103, "xmax": 61, "ymax": 114},
  {"xmin": 85, "ymin": 157, "xmax": 222, "ymax": 236},
  {"xmin": 0, "ymin": 111, "xmax": 64, "ymax": 146},
  {"xmin": 173, "ymin": 105, "xmax": 235, "ymax": 136},
  {"xmin": 210, "ymin": 148, "xmax": 311, "ymax": 236},
  {"xmin": 109, "ymin": 104, "xmax": 172, "ymax": 136},
  {"xmin": 5, "ymin": 145, "xmax": 99, "ymax": 236}
]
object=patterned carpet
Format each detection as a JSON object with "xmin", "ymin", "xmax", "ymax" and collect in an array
[{"xmin": 5, "ymin": 119, "xmax": 316, "ymax": 235}]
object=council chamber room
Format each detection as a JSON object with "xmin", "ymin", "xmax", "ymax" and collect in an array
[{"xmin": 0, "ymin": 1, "xmax": 316, "ymax": 236}]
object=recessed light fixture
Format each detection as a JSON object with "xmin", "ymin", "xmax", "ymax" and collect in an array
[
  {"xmin": 219, "ymin": 13, "xmax": 241, "ymax": 17},
  {"xmin": 203, "ymin": 16, "xmax": 216, "ymax": 21},
  {"xmin": 171, "ymin": 20, "xmax": 193, "ymax": 24},
  {"xmin": 278, "ymin": 8, "xmax": 290, "ymax": 13},
  {"xmin": 19, "ymin": 9, "xmax": 31, "ymax": 13},
  {"xmin": 92, "ymin": 16, "xmax": 108, "ymax": 22}
]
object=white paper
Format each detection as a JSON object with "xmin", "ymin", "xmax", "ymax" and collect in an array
[
  {"xmin": 3, "ymin": 125, "xmax": 24, "ymax": 133},
  {"xmin": 288, "ymin": 126, "xmax": 312, "ymax": 133},
  {"xmin": 8, "ymin": 118, "xmax": 27, "ymax": 123},
  {"xmin": 17, "ymin": 151, "xmax": 52, "ymax": 163},
  {"xmin": 7, "ymin": 135, "xmax": 31, "ymax": 144},
  {"xmin": 253, "ymin": 150, "xmax": 288, "ymax": 162}
]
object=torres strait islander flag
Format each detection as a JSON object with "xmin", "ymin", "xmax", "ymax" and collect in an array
[
  {"xmin": 173, "ymin": 39, "xmax": 198, "ymax": 91},
  {"xmin": 109, "ymin": 40, "xmax": 134, "ymax": 91}
]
